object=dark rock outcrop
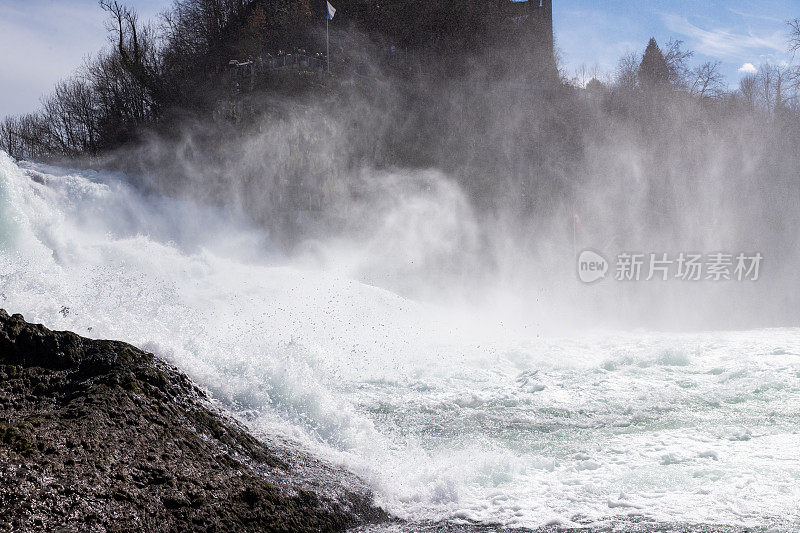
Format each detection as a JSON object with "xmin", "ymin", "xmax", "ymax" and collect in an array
[{"xmin": 0, "ymin": 309, "xmax": 388, "ymax": 532}]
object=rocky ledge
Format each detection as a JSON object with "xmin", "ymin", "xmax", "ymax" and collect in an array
[{"xmin": 0, "ymin": 309, "xmax": 388, "ymax": 532}]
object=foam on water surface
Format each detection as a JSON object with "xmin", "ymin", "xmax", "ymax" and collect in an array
[{"xmin": 1, "ymin": 153, "xmax": 799, "ymax": 529}]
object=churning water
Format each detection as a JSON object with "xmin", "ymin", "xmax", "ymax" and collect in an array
[{"xmin": 1, "ymin": 152, "xmax": 799, "ymax": 529}]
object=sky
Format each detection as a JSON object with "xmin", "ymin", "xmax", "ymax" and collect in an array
[
  {"xmin": 0, "ymin": 0, "xmax": 165, "ymax": 120},
  {"xmin": 555, "ymin": 0, "xmax": 796, "ymax": 84},
  {"xmin": 0, "ymin": 0, "xmax": 798, "ymax": 119}
]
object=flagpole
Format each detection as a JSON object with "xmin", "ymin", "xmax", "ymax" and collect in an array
[
  {"xmin": 325, "ymin": 2, "xmax": 334, "ymax": 71},
  {"xmin": 572, "ymin": 216, "xmax": 576, "ymax": 259},
  {"xmin": 572, "ymin": 207, "xmax": 576, "ymax": 260},
  {"xmin": 326, "ymin": 10, "xmax": 330, "ymax": 72}
]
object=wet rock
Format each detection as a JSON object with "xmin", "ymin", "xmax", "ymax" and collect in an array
[{"xmin": 0, "ymin": 309, "xmax": 388, "ymax": 532}]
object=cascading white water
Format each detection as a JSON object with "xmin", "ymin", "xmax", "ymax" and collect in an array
[{"xmin": 2, "ymin": 151, "xmax": 799, "ymax": 529}]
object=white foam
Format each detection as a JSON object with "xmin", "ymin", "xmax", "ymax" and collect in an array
[{"xmin": 1, "ymin": 153, "xmax": 800, "ymax": 529}]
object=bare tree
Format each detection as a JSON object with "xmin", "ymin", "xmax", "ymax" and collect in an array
[
  {"xmin": 662, "ymin": 39, "xmax": 694, "ymax": 88},
  {"xmin": 39, "ymin": 78, "xmax": 100, "ymax": 155},
  {"xmin": 100, "ymin": 1, "xmax": 165, "ymax": 114},
  {"xmin": 0, "ymin": 116, "xmax": 24, "ymax": 158},
  {"xmin": 738, "ymin": 73, "xmax": 758, "ymax": 111},
  {"xmin": 759, "ymin": 63, "xmax": 777, "ymax": 112},
  {"xmin": 785, "ymin": 19, "xmax": 800, "ymax": 109},
  {"xmin": 789, "ymin": 18, "xmax": 800, "ymax": 56},
  {"xmin": 756, "ymin": 62, "xmax": 796, "ymax": 115},
  {"xmin": 571, "ymin": 63, "xmax": 601, "ymax": 88},
  {"xmin": 0, "ymin": 113, "xmax": 53, "ymax": 160},
  {"xmin": 614, "ymin": 52, "xmax": 640, "ymax": 91},
  {"xmin": 689, "ymin": 61, "xmax": 726, "ymax": 100}
]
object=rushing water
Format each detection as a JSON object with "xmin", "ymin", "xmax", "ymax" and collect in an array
[{"xmin": 1, "ymin": 152, "xmax": 799, "ymax": 530}]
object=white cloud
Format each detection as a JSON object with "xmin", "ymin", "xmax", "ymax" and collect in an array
[
  {"xmin": 738, "ymin": 63, "xmax": 758, "ymax": 74},
  {"xmin": 662, "ymin": 13, "xmax": 786, "ymax": 60},
  {"xmin": 726, "ymin": 8, "xmax": 785, "ymax": 24}
]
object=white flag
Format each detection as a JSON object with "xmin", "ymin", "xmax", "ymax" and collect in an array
[{"xmin": 326, "ymin": 1, "xmax": 336, "ymax": 20}]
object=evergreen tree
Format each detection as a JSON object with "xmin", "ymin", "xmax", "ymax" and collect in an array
[{"xmin": 638, "ymin": 38, "xmax": 670, "ymax": 89}]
